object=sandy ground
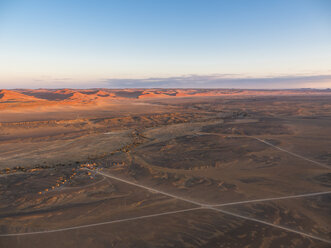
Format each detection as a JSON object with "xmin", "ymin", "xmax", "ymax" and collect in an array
[{"xmin": 0, "ymin": 94, "xmax": 330, "ymax": 248}]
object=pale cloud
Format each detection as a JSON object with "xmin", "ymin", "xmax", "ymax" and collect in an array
[
  {"xmin": 104, "ymin": 74, "xmax": 331, "ymax": 89},
  {"xmin": 1, "ymin": 74, "xmax": 330, "ymax": 89}
]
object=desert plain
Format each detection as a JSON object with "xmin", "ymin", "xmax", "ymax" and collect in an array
[{"xmin": 0, "ymin": 88, "xmax": 330, "ymax": 248}]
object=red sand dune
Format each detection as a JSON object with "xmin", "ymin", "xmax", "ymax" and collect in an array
[
  {"xmin": 1, "ymin": 88, "xmax": 331, "ymax": 111},
  {"xmin": 0, "ymin": 89, "xmax": 44, "ymax": 103}
]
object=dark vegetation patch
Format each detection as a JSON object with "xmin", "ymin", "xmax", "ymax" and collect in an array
[
  {"xmin": 201, "ymin": 121, "xmax": 293, "ymax": 135},
  {"xmin": 126, "ymin": 162, "xmax": 237, "ymax": 191},
  {"xmin": 139, "ymin": 135, "xmax": 266, "ymax": 169},
  {"xmin": 239, "ymin": 177, "xmax": 265, "ymax": 183},
  {"xmin": 314, "ymin": 173, "xmax": 331, "ymax": 187},
  {"xmin": 315, "ymin": 152, "xmax": 331, "ymax": 165},
  {"xmin": 264, "ymin": 139, "xmax": 281, "ymax": 146},
  {"xmin": 249, "ymin": 154, "xmax": 281, "ymax": 168}
]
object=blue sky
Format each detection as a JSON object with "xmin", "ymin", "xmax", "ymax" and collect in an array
[{"xmin": 0, "ymin": 0, "xmax": 330, "ymax": 88}]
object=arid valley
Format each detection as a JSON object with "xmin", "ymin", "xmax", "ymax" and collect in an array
[{"xmin": 0, "ymin": 89, "xmax": 331, "ymax": 248}]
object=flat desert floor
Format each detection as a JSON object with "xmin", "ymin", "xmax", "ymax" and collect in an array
[{"xmin": 0, "ymin": 90, "xmax": 330, "ymax": 248}]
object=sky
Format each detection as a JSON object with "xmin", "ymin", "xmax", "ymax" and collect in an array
[{"xmin": 0, "ymin": 0, "xmax": 330, "ymax": 89}]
